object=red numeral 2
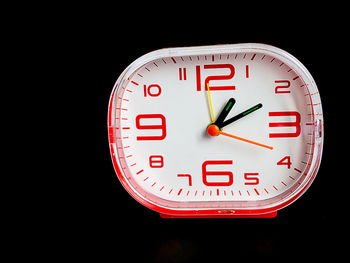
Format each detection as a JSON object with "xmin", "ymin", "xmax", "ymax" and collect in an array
[
  {"xmin": 269, "ymin": 111, "xmax": 301, "ymax": 138},
  {"xmin": 196, "ymin": 64, "xmax": 235, "ymax": 91},
  {"xmin": 275, "ymin": 80, "xmax": 291, "ymax": 94}
]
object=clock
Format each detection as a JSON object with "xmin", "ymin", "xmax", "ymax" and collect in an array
[{"xmin": 107, "ymin": 43, "xmax": 323, "ymax": 218}]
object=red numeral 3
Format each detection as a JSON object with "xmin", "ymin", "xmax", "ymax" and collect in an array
[{"xmin": 269, "ymin": 111, "xmax": 301, "ymax": 138}]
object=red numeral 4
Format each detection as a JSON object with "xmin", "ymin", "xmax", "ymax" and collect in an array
[{"xmin": 277, "ymin": 156, "xmax": 292, "ymax": 169}]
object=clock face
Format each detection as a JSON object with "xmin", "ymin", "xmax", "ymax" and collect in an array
[{"xmin": 108, "ymin": 44, "xmax": 323, "ymax": 216}]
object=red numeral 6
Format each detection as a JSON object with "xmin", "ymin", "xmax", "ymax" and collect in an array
[{"xmin": 202, "ymin": 160, "xmax": 233, "ymax": 186}]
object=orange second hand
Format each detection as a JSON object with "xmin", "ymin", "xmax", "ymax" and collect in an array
[{"xmin": 219, "ymin": 131, "xmax": 273, "ymax": 150}]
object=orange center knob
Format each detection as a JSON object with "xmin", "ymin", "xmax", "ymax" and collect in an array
[{"xmin": 207, "ymin": 124, "xmax": 220, "ymax": 136}]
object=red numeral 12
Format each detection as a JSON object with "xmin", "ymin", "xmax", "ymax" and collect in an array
[{"xmin": 196, "ymin": 64, "xmax": 235, "ymax": 91}]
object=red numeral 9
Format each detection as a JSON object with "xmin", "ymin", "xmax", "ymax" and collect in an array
[
  {"xmin": 202, "ymin": 160, "xmax": 233, "ymax": 186},
  {"xmin": 136, "ymin": 114, "xmax": 166, "ymax": 140}
]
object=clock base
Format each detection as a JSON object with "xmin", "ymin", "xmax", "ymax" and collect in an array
[{"xmin": 159, "ymin": 211, "xmax": 277, "ymax": 218}]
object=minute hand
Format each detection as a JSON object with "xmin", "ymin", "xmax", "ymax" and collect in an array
[{"xmin": 219, "ymin": 103, "xmax": 263, "ymax": 129}]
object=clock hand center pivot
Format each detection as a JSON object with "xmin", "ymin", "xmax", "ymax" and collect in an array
[{"xmin": 207, "ymin": 124, "xmax": 220, "ymax": 136}]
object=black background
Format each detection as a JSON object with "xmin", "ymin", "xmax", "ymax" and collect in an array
[{"xmin": 43, "ymin": 4, "xmax": 344, "ymax": 262}]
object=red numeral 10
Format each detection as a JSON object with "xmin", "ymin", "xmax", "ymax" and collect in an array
[{"xmin": 144, "ymin": 84, "xmax": 161, "ymax": 97}]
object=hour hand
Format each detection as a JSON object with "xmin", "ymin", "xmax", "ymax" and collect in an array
[{"xmin": 214, "ymin": 98, "xmax": 236, "ymax": 127}]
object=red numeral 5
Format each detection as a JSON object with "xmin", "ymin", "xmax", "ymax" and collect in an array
[{"xmin": 244, "ymin": 173, "xmax": 259, "ymax": 185}]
